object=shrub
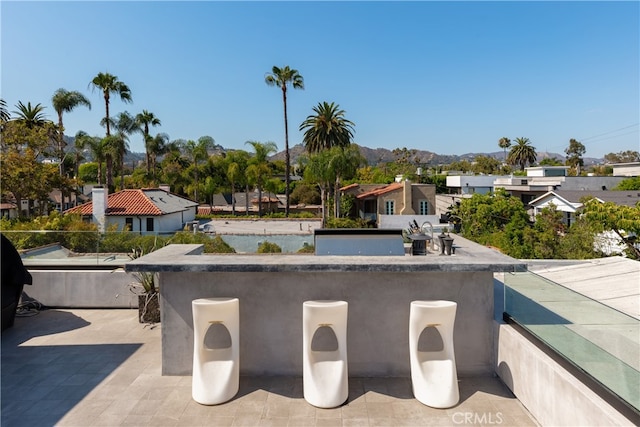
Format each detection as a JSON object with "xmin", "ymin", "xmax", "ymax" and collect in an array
[
  {"xmin": 290, "ymin": 184, "xmax": 321, "ymax": 205},
  {"xmin": 257, "ymin": 241, "xmax": 282, "ymax": 253},
  {"xmin": 169, "ymin": 232, "xmax": 236, "ymax": 253},
  {"xmin": 325, "ymin": 217, "xmax": 371, "ymax": 229},
  {"xmin": 297, "ymin": 243, "xmax": 315, "ymax": 254}
]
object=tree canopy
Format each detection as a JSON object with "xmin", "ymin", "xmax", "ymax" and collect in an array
[
  {"xmin": 300, "ymin": 101, "xmax": 354, "ymax": 153},
  {"xmin": 565, "ymin": 138, "xmax": 586, "ymax": 175},
  {"xmin": 507, "ymin": 137, "xmax": 536, "ymax": 171},
  {"xmin": 582, "ymin": 198, "xmax": 640, "ymax": 259}
]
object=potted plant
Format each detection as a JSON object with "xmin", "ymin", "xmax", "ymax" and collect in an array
[
  {"xmin": 438, "ymin": 228, "xmax": 448, "ymax": 255},
  {"xmin": 442, "ymin": 227, "xmax": 455, "ymax": 255},
  {"xmin": 129, "ymin": 247, "xmax": 160, "ymax": 324}
]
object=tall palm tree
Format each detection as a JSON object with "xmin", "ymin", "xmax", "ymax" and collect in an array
[
  {"xmin": 89, "ymin": 72, "xmax": 132, "ymax": 190},
  {"xmin": 51, "ymin": 89, "xmax": 91, "ymax": 168},
  {"xmin": 265, "ymin": 65, "xmax": 304, "ymax": 217},
  {"xmin": 135, "ymin": 110, "xmax": 161, "ymax": 173},
  {"xmin": 245, "ymin": 140, "xmax": 277, "ymax": 217},
  {"xmin": 12, "ymin": 101, "xmax": 48, "ymax": 128},
  {"xmin": 507, "ymin": 137, "xmax": 537, "ymax": 171},
  {"xmin": 112, "ymin": 112, "xmax": 138, "ymax": 190},
  {"xmin": 184, "ymin": 136, "xmax": 214, "ymax": 202},
  {"xmin": 498, "ymin": 137, "xmax": 511, "ymax": 163},
  {"xmin": 300, "ymin": 101, "xmax": 355, "ymax": 153}
]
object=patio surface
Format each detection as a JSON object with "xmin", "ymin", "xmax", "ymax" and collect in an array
[{"xmin": 1, "ymin": 309, "xmax": 538, "ymax": 427}]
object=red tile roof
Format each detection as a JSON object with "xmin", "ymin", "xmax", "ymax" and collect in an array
[
  {"xmin": 65, "ymin": 189, "xmax": 195, "ymax": 216},
  {"xmin": 356, "ymin": 182, "xmax": 403, "ymax": 199},
  {"xmin": 339, "ymin": 183, "xmax": 359, "ymax": 191}
]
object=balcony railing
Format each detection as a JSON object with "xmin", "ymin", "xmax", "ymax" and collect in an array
[{"xmin": 503, "ymin": 271, "xmax": 639, "ymax": 413}]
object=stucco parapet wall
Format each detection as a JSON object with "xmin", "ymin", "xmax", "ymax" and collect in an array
[{"xmin": 125, "ymin": 236, "xmax": 527, "ymax": 273}]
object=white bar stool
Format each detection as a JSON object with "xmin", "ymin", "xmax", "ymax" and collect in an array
[
  {"xmin": 409, "ymin": 300, "xmax": 459, "ymax": 408},
  {"xmin": 192, "ymin": 297, "xmax": 239, "ymax": 405},
  {"xmin": 303, "ymin": 300, "xmax": 348, "ymax": 408}
]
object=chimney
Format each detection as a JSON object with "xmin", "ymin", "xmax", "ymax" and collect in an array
[
  {"xmin": 400, "ymin": 180, "xmax": 415, "ymax": 215},
  {"xmin": 92, "ymin": 186, "xmax": 108, "ymax": 233},
  {"xmin": 159, "ymin": 184, "xmax": 170, "ymax": 193}
]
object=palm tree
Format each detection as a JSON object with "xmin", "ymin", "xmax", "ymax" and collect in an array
[
  {"xmin": 302, "ymin": 149, "xmax": 334, "ymax": 226},
  {"xmin": 71, "ymin": 130, "xmax": 101, "ymax": 206},
  {"xmin": 184, "ymin": 136, "xmax": 214, "ymax": 202},
  {"xmin": 89, "ymin": 72, "xmax": 132, "ymax": 190},
  {"xmin": 498, "ymin": 137, "xmax": 511, "ymax": 163},
  {"xmin": 135, "ymin": 110, "xmax": 161, "ymax": 174},
  {"xmin": 245, "ymin": 141, "xmax": 277, "ymax": 217},
  {"xmin": 0, "ymin": 98, "xmax": 10, "ymax": 123},
  {"xmin": 225, "ymin": 150, "xmax": 249, "ymax": 216},
  {"xmin": 265, "ymin": 65, "xmax": 304, "ymax": 217},
  {"xmin": 300, "ymin": 101, "xmax": 355, "ymax": 153},
  {"xmin": 72, "ymin": 131, "xmax": 90, "ymax": 179},
  {"xmin": 147, "ymin": 133, "xmax": 169, "ymax": 181},
  {"xmin": 507, "ymin": 137, "xmax": 537, "ymax": 171},
  {"xmin": 51, "ymin": 89, "xmax": 91, "ymax": 168},
  {"xmin": 12, "ymin": 101, "xmax": 48, "ymax": 128},
  {"xmin": 112, "ymin": 112, "xmax": 138, "ymax": 190},
  {"xmin": 83, "ymin": 135, "xmax": 108, "ymax": 186},
  {"xmin": 328, "ymin": 145, "xmax": 364, "ymax": 218}
]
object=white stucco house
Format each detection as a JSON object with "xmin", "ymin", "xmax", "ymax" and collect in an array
[
  {"xmin": 529, "ymin": 190, "xmax": 640, "ymax": 255},
  {"xmin": 529, "ymin": 190, "xmax": 640, "ymax": 225},
  {"xmin": 65, "ymin": 187, "xmax": 198, "ymax": 234}
]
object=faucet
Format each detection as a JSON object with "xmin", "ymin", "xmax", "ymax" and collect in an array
[{"xmin": 421, "ymin": 221, "xmax": 435, "ymax": 251}]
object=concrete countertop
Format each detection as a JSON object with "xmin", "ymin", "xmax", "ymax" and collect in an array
[{"xmin": 125, "ymin": 235, "xmax": 527, "ymax": 273}]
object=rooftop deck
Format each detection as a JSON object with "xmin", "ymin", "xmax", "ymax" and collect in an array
[{"xmin": 2, "ymin": 309, "xmax": 538, "ymax": 426}]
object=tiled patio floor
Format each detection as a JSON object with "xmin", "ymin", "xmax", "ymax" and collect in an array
[{"xmin": 1, "ymin": 309, "xmax": 538, "ymax": 426}]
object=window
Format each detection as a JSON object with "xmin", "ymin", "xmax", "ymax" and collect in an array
[
  {"xmin": 385, "ymin": 200, "xmax": 395, "ymax": 215},
  {"xmin": 419, "ymin": 200, "xmax": 429, "ymax": 215},
  {"xmin": 125, "ymin": 218, "xmax": 133, "ymax": 231},
  {"xmin": 146, "ymin": 218, "xmax": 154, "ymax": 232}
]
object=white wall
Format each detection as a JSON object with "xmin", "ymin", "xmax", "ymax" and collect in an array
[
  {"xmin": 612, "ymin": 163, "xmax": 640, "ymax": 177},
  {"xmin": 106, "ymin": 209, "xmax": 197, "ymax": 234}
]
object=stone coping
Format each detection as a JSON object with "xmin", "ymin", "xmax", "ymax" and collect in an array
[{"xmin": 125, "ymin": 235, "xmax": 527, "ymax": 273}]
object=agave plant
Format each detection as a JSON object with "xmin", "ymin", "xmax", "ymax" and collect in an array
[{"xmin": 128, "ymin": 246, "xmax": 157, "ymax": 294}]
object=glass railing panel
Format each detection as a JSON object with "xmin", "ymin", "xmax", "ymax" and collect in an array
[
  {"xmin": 504, "ymin": 271, "xmax": 639, "ymax": 411},
  {"xmin": 1, "ymin": 230, "xmax": 149, "ymax": 267}
]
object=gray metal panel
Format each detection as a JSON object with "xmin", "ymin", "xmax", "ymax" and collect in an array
[{"xmin": 315, "ymin": 234, "xmax": 405, "ymax": 256}]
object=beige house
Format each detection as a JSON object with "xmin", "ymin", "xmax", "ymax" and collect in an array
[
  {"xmin": 612, "ymin": 162, "xmax": 640, "ymax": 177},
  {"xmin": 341, "ymin": 180, "xmax": 436, "ymax": 225}
]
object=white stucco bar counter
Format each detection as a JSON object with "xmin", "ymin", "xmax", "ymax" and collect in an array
[{"xmin": 126, "ymin": 236, "xmax": 526, "ymax": 377}]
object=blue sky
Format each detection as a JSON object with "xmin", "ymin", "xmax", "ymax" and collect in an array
[{"xmin": 2, "ymin": 1, "xmax": 638, "ymax": 159}]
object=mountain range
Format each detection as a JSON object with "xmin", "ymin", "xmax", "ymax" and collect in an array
[
  {"xmin": 63, "ymin": 134, "xmax": 603, "ymax": 167},
  {"xmin": 269, "ymin": 144, "xmax": 604, "ymax": 167}
]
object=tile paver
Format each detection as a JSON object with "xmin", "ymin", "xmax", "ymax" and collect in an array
[{"xmin": 1, "ymin": 308, "xmax": 538, "ymax": 427}]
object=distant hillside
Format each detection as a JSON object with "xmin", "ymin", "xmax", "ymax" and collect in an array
[
  {"xmin": 63, "ymin": 133, "xmax": 604, "ymax": 167},
  {"xmin": 271, "ymin": 144, "xmax": 605, "ymax": 167}
]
